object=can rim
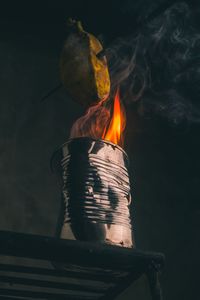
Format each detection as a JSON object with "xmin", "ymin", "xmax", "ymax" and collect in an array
[
  {"xmin": 51, "ymin": 137, "xmax": 129, "ymax": 173},
  {"xmin": 61, "ymin": 137, "xmax": 127, "ymax": 156}
]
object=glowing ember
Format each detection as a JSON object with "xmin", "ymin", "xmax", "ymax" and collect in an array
[{"xmin": 103, "ymin": 89, "xmax": 126, "ymax": 147}]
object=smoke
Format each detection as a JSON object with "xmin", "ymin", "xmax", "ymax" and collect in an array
[
  {"xmin": 107, "ymin": 2, "xmax": 200, "ymax": 124},
  {"xmin": 70, "ymin": 100, "xmax": 111, "ymax": 139}
]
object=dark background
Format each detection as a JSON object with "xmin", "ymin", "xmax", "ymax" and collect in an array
[{"xmin": 0, "ymin": 0, "xmax": 199, "ymax": 299}]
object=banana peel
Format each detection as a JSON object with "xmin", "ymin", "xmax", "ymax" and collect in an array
[{"xmin": 60, "ymin": 19, "xmax": 110, "ymax": 106}]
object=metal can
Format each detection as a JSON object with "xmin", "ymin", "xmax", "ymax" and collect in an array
[{"xmin": 52, "ymin": 137, "xmax": 134, "ymax": 248}]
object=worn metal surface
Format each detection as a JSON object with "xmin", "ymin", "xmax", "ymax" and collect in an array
[
  {"xmin": 52, "ymin": 137, "xmax": 134, "ymax": 247},
  {"xmin": 0, "ymin": 230, "xmax": 165, "ymax": 300}
]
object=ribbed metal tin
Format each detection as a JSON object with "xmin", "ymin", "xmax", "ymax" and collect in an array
[{"xmin": 52, "ymin": 137, "xmax": 134, "ymax": 248}]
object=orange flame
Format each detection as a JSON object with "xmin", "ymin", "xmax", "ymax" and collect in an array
[
  {"xmin": 103, "ymin": 89, "xmax": 126, "ymax": 146},
  {"xmin": 70, "ymin": 88, "xmax": 126, "ymax": 147}
]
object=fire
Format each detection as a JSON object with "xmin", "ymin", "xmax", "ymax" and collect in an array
[
  {"xmin": 70, "ymin": 88, "xmax": 126, "ymax": 148},
  {"xmin": 103, "ymin": 89, "xmax": 126, "ymax": 146}
]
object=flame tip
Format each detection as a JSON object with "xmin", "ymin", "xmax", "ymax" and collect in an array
[
  {"xmin": 70, "ymin": 88, "xmax": 126, "ymax": 148},
  {"xmin": 103, "ymin": 89, "xmax": 126, "ymax": 147}
]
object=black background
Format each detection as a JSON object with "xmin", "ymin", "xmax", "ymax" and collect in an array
[{"xmin": 0, "ymin": 1, "xmax": 199, "ymax": 299}]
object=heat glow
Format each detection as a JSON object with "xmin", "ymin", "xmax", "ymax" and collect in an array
[
  {"xmin": 70, "ymin": 88, "xmax": 126, "ymax": 147},
  {"xmin": 103, "ymin": 89, "xmax": 126, "ymax": 146}
]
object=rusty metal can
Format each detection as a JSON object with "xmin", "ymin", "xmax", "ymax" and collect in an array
[{"xmin": 52, "ymin": 137, "xmax": 134, "ymax": 248}]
